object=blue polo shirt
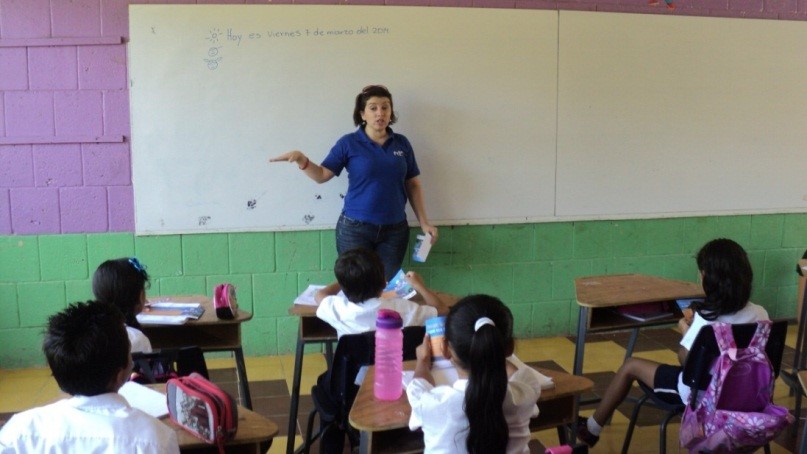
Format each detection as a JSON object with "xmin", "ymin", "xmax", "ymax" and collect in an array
[{"xmin": 321, "ymin": 127, "xmax": 420, "ymax": 225}]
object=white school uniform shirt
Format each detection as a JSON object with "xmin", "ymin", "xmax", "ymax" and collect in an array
[
  {"xmin": 406, "ymin": 363, "xmax": 543, "ymax": 454},
  {"xmin": 128, "ymin": 325, "xmax": 153, "ymax": 353},
  {"xmin": 676, "ymin": 301, "xmax": 769, "ymax": 402},
  {"xmin": 0, "ymin": 392, "xmax": 179, "ymax": 454},
  {"xmin": 316, "ymin": 295, "xmax": 437, "ymax": 338}
]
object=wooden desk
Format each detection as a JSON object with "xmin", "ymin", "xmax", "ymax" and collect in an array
[
  {"xmin": 37, "ymin": 385, "xmax": 278, "ymax": 454},
  {"xmin": 349, "ymin": 362, "xmax": 593, "ymax": 454},
  {"xmin": 166, "ymin": 403, "xmax": 278, "ymax": 453},
  {"xmin": 286, "ymin": 303, "xmax": 339, "ymax": 454},
  {"xmin": 286, "ymin": 291, "xmax": 459, "ymax": 454},
  {"xmin": 573, "ymin": 274, "xmax": 704, "ymax": 378},
  {"xmin": 140, "ymin": 295, "xmax": 254, "ymax": 409}
]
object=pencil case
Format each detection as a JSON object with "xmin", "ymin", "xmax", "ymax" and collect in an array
[
  {"xmin": 213, "ymin": 283, "xmax": 238, "ymax": 320},
  {"xmin": 166, "ymin": 372, "xmax": 238, "ymax": 453}
]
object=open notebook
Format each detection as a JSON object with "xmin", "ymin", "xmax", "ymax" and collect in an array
[{"xmin": 118, "ymin": 381, "xmax": 168, "ymax": 418}]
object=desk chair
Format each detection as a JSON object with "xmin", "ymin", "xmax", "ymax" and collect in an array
[
  {"xmin": 131, "ymin": 346, "xmax": 209, "ymax": 384},
  {"xmin": 301, "ymin": 326, "xmax": 425, "ymax": 454},
  {"xmin": 620, "ymin": 320, "xmax": 787, "ymax": 454}
]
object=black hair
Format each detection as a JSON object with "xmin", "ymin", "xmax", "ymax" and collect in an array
[
  {"xmin": 692, "ymin": 238, "xmax": 753, "ymax": 321},
  {"xmin": 92, "ymin": 258, "xmax": 150, "ymax": 329},
  {"xmin": 352, "ymin": 85, "xmax": 398, "ymax": 127},
  {"xmin": 44, "ymin": 300, "xmax": 130, "ymax": 396},
  {"xmin": 444, "ymin": 294, "xmax": 514, "ymax": 454},
  {"xmin": 334, "ymin": 248, "xmax": 386, "ymax": 303}
]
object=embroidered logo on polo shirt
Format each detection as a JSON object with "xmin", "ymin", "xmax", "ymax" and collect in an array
[{"xmin": 393, "ymin": 150, "xmax": 404, "ymax": 157}]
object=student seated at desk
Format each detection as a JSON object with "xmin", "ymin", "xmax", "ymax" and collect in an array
[
  {"xmin": 93, "ymin": 257, "xmax": 153, "ymax": 353},
  {"xmin": 407, "ymin": 294, "xmax": 544, "ymax": 454},
  {"xmin": 0, "ymin": 300, "xmax": 179, "ymax": 453},
  {"xmin": 576, "ymin": 238, "xmax": 769, "ymax": 447},
  {"xmin": 314, "ymin": 247, "xmax": 447, "ymax": 338}
]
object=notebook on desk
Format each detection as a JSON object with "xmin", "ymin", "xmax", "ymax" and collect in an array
[{"xmin": 615, "ymin": 301, "xmax": 674, "ymax": 322}]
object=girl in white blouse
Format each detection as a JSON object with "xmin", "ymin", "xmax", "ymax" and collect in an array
[
  {"xmin": 406, "ymin": 294, "xmax": 543, "ymax": 454},
  {"xmin": 92, "ymin": 257, "xmax": 153, "ymax": 353}
]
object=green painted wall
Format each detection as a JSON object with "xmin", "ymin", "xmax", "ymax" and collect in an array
[{"xmin": 1, "ymin": 213, "xmax": 805, "ymax": 368}]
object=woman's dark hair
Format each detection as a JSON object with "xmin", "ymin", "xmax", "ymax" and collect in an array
[
  {"xmin": 352, "ymin": 84, "xmax": 397, "ymax": 127},
  {"xmin": 693, "ymin": 238, "xmax": 753, "ymax": 321},
  {"xmin": 334, "ymin": 248, "xmax": 386, "ymax": 303},
  {"xmin": 444, "ymin": 294, "xmax": 514, "ymax": 453},
  {"xmin": 44, "ymin": 300, "xmax": 130, "ymax": 396},
  {"xmin": 92, "ymin": 257, "xmax": 150, "ymax": 329}
]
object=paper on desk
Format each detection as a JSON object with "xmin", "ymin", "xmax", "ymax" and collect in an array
[
  {"xmin": 294, "ymin": 285, "xmax": 348, "ymax": 306},
  {"xmin": 119, "ymin": 381, "xmax": 168, "ymax": 418},
  {"xmin": 402, "ymin": 359, "xmax": 459, "ymax": 387}
]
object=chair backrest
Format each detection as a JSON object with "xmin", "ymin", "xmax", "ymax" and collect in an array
[
  {"xmin": 328, "ymin": 326, "xmax": 426, "ymax": 411},
  {"xmin": 132, "ymin": 346, "xmax": 209, "ymax": 383},
  {"xmin": 681, "ymin": 319, "xmax": 787, "ymax": 394}
]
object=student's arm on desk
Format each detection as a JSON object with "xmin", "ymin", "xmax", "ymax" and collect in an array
[
  {"xmin": 413, "ymin": 334, "xmax": 436, "ymax": 386},
  {"xmin": 314, "ymin": 282, "xmax": 341, "ymax": 304},
  {"xmin": 406, "ymin": 272, "xmax": 448, "ymax": 315}
]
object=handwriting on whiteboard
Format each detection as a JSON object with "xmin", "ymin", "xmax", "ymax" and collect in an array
[{"xmin": 203, "ymin": 25, "xmax": 392, "ymax": 70}]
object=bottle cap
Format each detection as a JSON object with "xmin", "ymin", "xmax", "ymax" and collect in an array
[{"xmin": 376, "ymin": 309, "xmax": 403, "ymax": 329}]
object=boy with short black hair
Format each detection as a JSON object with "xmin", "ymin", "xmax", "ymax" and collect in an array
[
  {"xmin": 315, "ymin": 247, "xmax": 448, "ymax": 338},
  {"xmin": 0, "ymin": 300, "xmax": 179, "ymax": 453}
]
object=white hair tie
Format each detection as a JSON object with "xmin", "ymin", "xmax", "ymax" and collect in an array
[{"xmin": 474, "ymin": 317, "xmax": 495, "ymax": 332}]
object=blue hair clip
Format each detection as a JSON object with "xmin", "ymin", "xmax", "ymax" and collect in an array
[{"xmin": 128, "ymin": 257, "xmax": 147, "ymax": 274}]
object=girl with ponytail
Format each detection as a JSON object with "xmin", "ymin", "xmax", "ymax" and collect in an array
[{"xmin": 406, "ymin": 294, "xmax": 544, "ymax": 453}]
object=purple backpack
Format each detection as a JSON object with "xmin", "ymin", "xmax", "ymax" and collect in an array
[{"xmin": 679, "ymin": 321, "xmax": 793, "ymax": 453}]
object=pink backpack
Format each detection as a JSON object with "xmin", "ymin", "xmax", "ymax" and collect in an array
[{"xmin": 679, "ymin": 321, "xmax": 793, "ymax": 453}]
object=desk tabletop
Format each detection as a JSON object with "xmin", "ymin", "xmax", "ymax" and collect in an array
[
  {"xmin": 288, "ymin": 291, "xmax": 461, "ymax": 317},
  {"xmin": 349, "ymin": 361, "xmax": 592, "ymax": 433},
  {"xmin": 575, "ymin": 274, "xmax": 704, "ymax": 308},
  {"xmin": 164, "ymin": 404, "xmax": 278, "ymax": 449},
  {"xmin": 146, "ymin": 295, "xmax": 253, "ymax": 325}
]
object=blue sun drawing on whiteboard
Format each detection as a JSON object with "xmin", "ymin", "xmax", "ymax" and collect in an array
[{"xmin": 206, "ymin": 28, "xmax": 222, "ymax": 43}]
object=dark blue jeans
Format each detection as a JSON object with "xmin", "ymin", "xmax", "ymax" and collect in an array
[{"xmin": 335, "ymin": 214, "xmax": 410, "ymax": 282}]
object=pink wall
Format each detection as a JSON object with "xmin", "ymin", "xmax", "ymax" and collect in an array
[{"xmin": 1, "ymin": 0, "xmax": 805, "ymax": 236}]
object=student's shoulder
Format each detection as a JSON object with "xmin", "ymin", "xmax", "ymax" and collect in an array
[
  {"xmin": 383, "ymin": 297, "xmax": 432, "ymax": 312},
  {"xmin": 0, "ymin": 401, "xmax": 60, "ymax": 432},
  {"xmin": 745, "ymin": 301, "xmax": 770, "ymax": 320}
]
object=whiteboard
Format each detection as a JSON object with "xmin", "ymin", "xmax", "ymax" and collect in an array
[
  {"xmin": 556, "ymin": 12, "xmax": 807, "ymax": 218},
  {"xmin": 129, "ymin": 6, "xmax": 559, "ymax": 234}
]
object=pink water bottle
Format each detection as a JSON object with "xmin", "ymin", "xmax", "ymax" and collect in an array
[{"xmin": 374, "ymin": 309, "xmax": 404, "ymax": 401}]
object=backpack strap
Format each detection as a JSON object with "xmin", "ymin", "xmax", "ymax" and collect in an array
[
  {"xmin": 713, "ymin": 320, "xmax": 771, "ymax": 360},
  {"xmin": 747, "ymin": 320, "xmax": 771, "ymax": 351},
  {"xmin": 712, "ymin": 322, "xmax": 736, "ymax": 356}
]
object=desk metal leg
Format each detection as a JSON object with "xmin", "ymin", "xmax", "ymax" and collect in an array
[
  {"xmin": 286, "ymin": 333, "xmax": 306, "ymax": 454},
  {"xmin": 359, "ymin": 430, "xmax": 370, "ymax": 454},
  {"xmin": 234, "ymin": 347, "xmax": 252, "ymax": 410},
  {"xmin": 573, "ymin": 307, "xmax": 588, "ymax": 412},
  {"xmin": 557, "ymin": 424, "xmax": 569, "ymax": 445},
  {"xmin": 573, "ymin": 307, "xmax": 588, "ymax": 377},
  {"xmin": 625, "ymin": 327, "xmax": 640, "ymax": 361},
  {"xmin": 325, "ymin": 340, "xmax": 334, "ymax": 369}
]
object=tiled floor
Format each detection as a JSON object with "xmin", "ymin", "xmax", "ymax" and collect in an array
[{"xmin": 1, "ymin": 324, "xmax": 805, "ymax": 453}]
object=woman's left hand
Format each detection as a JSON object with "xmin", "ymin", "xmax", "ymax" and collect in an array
[{"xmin": 422, "ymin": 224, "xmax": 438, "ymax": 243}]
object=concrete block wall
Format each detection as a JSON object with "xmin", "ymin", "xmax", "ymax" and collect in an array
[
  {"xmin": 2, "ymin": 214, "xmax": 805, "ymax": 367},
  {"xmin": 0, "ymin": 0, "xmax": 806, "ymax": 367}
]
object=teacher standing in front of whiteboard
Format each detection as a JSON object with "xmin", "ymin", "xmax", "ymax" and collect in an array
[{"xmin": 270, "ymin": 84, "xmax": 438, "ymax": 281}]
